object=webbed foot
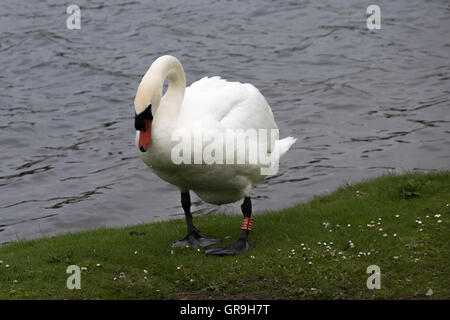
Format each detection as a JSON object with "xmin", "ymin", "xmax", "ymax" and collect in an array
[
  {"xmin": 204, "ymin": 237, "xmax": 249, "ymax": 255},
  {"xmin": 171, "ymin": 229, "xmax": 220, "ymax": 248}
]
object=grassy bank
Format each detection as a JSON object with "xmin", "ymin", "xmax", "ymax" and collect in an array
[{"xmin": 0, "ymin": 172, "xmax": 449, "ymax": 299}]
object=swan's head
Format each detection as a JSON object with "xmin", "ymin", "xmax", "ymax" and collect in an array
[
  {"xmin": 134, "ymin": 55, "xmax": 186, "ymax": 153},
  {"xmin": 134, "ymin": 104, "xmax": 153, "ymax": 153},
  {"xmin": 134, "ymin": 69, "xmax": 162, "ymax": 153}
]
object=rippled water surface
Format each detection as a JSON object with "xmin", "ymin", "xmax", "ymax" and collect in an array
[{"xmin": 1, "ymin": 0, "xmax": 449, "ymax": 244}]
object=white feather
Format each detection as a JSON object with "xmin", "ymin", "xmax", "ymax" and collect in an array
[{"xmin": 135, "ymin": 56, "xmax": 295, "ymax": 205}]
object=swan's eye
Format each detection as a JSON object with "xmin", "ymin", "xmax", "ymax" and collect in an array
[
  {"xmin": 135, "ymin": 114, "xmax": 146, "ymax": 131},
  {"xmin": 135, "ymin": 104, "xmax": 153, "ymax": 131}
]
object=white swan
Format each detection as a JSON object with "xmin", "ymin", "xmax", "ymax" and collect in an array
[{"xmin": 134, "ymin": 55, "xmax": 296, "ymax": 255}]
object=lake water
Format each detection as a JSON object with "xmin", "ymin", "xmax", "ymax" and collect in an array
[{"xmin": 1, "ymin": 0, "xmax": 449, "ymax": 244}]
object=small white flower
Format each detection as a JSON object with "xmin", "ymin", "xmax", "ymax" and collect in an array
[
  {"xmin": 170, "ymin": 250, "xmax": 174, "ymax": 255},
  {"xmin": 437, "ymin": 220, "xmax": 442, "ymax": 224},
  {"xmin": 383, "ymin": 233, "xmax": 388, "ymax": 238},
  {"xmin": 96, "ymin": 263, "xmax": 101, "ymax": 267},
  {"xmin": 0, "ymin": 260, "xmax": 3, "ymax": 264},
  {"xmin": 134, "ymin": 250, "xmax": 139, "ymax": 255},
  {"xmin": 300, "ymin": 243, "xmax": 304, "ymax": 247},
  {"xmin": 395, "ymin": 214, "xmax": 399, "ymax": 218},
  {"xmin": 434, "ymin": 214, "xmax": 441, "ymax": 218},
  {"xmin": 393, "ymin": 233, "xmax": 397, "ymax": 237},
  {"xmin": 13, "ymin": 280, "xmax": 18, "ymax": 284},
  {"xmin": 250, "ymin": 255, "xmax": 255, "ymax": 259},
  {"xmin": 143, "ymin": 269, "xmax": 148, "ymax": 274},
  {"xmin": 190, "ymin": 279, "xmax": 194, "ymax": 283},
  {"xmin": 144, "ymin": 276, "xmax": 148, "ymax": 280},
  {"xmin": 113, "ymin": 277, "xmax": 117, "ymax": 281},
  {"xmin": 393, "ymin": 256, "xmax": 399, "ymax": 260},
  {"xmin": 81, "ymin": 267, "xmax": 87, "ymax": 271},
  {"xmin": 6, "ymin": 264, "xmax": 10, "ymax": 268},
  {"xmin": 308, "ymin": 261, "xmax": 312, "ymax": 265},
  {"xmin": 378, "ymin": 228, "xmax": 383, "ymax": 231},
  {"xmin": 347, "ymin": 224, "xmax": 351, "ymax": 227}
]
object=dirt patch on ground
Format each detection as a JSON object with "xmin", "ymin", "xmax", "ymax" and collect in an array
[{"xmin": 170, "ymin": 289, "xmax": 279, "ymax": 300}]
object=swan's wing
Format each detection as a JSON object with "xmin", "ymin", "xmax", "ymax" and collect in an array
[
  {"xmin": 179, "ymin": 77, "xmax": 277, "ymax": 131},
  {"xmin": 177, "ymin": 76, "xmax": 293, "ymax": 160}
]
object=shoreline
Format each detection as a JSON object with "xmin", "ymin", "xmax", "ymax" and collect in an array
[{"xmin": 0, "ymin": 171, "xmax": 448, "ymax": 299}]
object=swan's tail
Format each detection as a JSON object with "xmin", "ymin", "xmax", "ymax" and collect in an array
[
  {"xmin": 259, "ymin": 136, "xmax": 296, "ymax": 176},
  {"xmin": 275, "ymin": 136, "xmax": 297, "ymax": 159}
]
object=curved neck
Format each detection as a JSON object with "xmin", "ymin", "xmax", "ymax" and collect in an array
[
  {"xmin": 135, "ymin": 56, "xmax": 186, "ymax": 128},
  {"xmin": 149, "ymin": 56, "xmax": 186, "ymax": 123}
]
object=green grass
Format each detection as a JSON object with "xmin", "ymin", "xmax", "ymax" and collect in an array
[{"xmin": 0, "ymin": 171, "xmax": 449, "ymax": 299}]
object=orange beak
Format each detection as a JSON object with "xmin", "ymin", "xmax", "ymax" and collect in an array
[{"xmin": 138, "ymin": 119, "xmax": 152, "ymax": 152}]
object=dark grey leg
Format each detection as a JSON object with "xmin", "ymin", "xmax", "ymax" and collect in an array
[
  {"xmin": 205, "ymin": 197, "xmax": 252, "ymax": 255},
  {"xmin": 171, "ymin": 191, "xmax": 220, "ymax": 248}
]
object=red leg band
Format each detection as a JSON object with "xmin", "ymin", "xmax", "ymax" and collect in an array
[{"xmin": 241, "ymin": 218, "xmax": 254, "ymax": 231}]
